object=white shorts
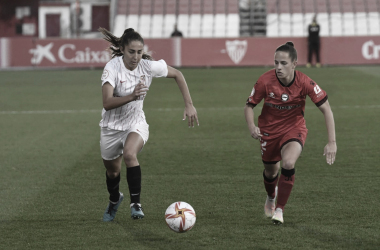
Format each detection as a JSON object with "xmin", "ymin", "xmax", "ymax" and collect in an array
[{"xmin": 100, "ymin": 123, "xmax": 149, "ymax": 161}]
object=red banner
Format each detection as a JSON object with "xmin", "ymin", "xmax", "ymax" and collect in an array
[{"xmin": 1, "ymin": 36, "xmax": 380, "ymax": 69}]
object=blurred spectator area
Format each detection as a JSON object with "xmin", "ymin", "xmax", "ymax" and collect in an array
[
  {"xmin": 0, "ymin": 0, "xmax": 39, "ymax": 37},
  {"xmin": 1, "ymin": 0, "xmax": 380, "ymax": 38},
  {"xmin": 113, "ymin": 0, "xmax": 239, "ymax": 38},
  {"xmin": 266, "ymin": 0, "xmax": 380, "ymax": 37}
]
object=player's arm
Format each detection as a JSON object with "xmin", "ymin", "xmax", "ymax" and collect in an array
[
  {"xmin": 318, "ymin": 100, "xmax": 337, "ymax": 165},
  {"xmin": 102, "ymin": 82, "xmax": 148, "ymax": 111},
  {"xmin": 244, "ymin": 104, "xmax": 263, "ymax": 140},
  {"xmin": 166, "ymin": 66, "xmax": 199, "ymax": 127}
]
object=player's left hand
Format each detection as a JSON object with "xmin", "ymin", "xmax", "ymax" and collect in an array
[
  {"xmin": 323, "ymin": 141, "xmax": 337, "ymax": 165},
  {"xmin": 183, "ymin": 105, "xmax": 199, "ymax": 128}
]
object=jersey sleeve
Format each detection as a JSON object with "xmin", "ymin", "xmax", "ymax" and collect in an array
[
  {"xmin": 305, "ymin": 77, "xmax": 328, "ymax": 107},
  {"xmin": 246, "ymin": 79, "xmax": 266, "ymax": 107},
  {"xmin": 150, "ymin": 59, "xmax": 168, "ymax": 78},
  {"xmin": 101, "ymin": 62, "xmax": 117, "ymax": 87}
]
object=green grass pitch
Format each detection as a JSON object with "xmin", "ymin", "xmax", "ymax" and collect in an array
[{"xmin": 0, "ymin": 66, "xmax": 379, "ymax": 249}]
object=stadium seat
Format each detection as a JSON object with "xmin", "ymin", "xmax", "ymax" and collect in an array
[
  {"xmin": 113, "ymin": 15, "xmax": 127, "ymax": 37},
  {"xmin": 291, "ymin": 13, "xmax": 304, "ymax": 37},
  {"xmin": 163, "ymin": 14, "xmax": 176, "ymax": 37},
  {"xmin": 266, "ymin": 14, "xmax": 278, "ymax": 37},
  {"xmin": 330, "ymin": 13, "xmax": 343, "ymax": 36},
  {"xmin": 138, "ymin": 15, "xmax": 151, "ymax": 38},
  {"xmin": 355, "ymin": 12, "xmax": 368, "ymax": 35},
  {"xmin": 368, "ymin": 12, "xmax": 380, "ymax": 35},
  {"xmin": 317, "ymin": 13, "xmax": 329, "ymax": 36},
  {"xmin": 126, "ymin": 15, "xmax": 139, "ymax": 31},
  {"xmin": 201, "ymin": 14, "xmax": 214, "ymax": 37},
  {"xmin": 342, "ymin": 12, "xmax": 355, "ymax": 36},
  {"xmin": 177, "ymin": 14, "xmax": 189, "ymax": 37},
  {"xmin": 151, "ymin": 15, "xmax": 164, "ymax": 38},
  {"xmin": 189, "ymin": 14, "xmax": 201, "ymax": 37},
  {"xmin": 214, "ymin": 14, "xmax": 226, "ymax": 37},
  {"xmin": 226, "ymin": 14, "xmax": 239, "ymax": 37},
  {"xmin": 279, "ymin": 13, "xmax": 291, "ymax": 37}
]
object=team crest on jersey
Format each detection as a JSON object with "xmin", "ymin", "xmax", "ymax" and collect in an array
[
  {"xmin": 101, "ymin": 69, "xmax": 109, "ymax": 80},
  {"xmin": 281, "ymin": 93, "xmax": 289, "ymax": 102},
  {"xmin": 225, "ymin": 40, "xmax": 247, "ymax": 64}
]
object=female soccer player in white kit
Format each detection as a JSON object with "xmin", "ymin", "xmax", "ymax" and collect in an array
[{"xmin": 99, "ymin": 28, "xmax": 199, "ymax": 221}]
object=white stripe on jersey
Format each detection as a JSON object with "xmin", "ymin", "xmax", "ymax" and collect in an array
[{"xmin": 99, "ymin": 57, "xmax": 168, "ymax": 131}]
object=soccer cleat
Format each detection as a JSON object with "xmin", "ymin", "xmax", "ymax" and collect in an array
[
  {"xmin": 316, "ymin": 63, "xmax": 321, "ymax": 68},
  {"xmin": 130, "ymin": 203, "xmax": 144, "ymax": 219},
  {"xmin": 103, "ymin": 192, "xmax": 124, "ymax": 222},
  {"xmin": 306, "ymin": 63, "xmax": 311, "ymax": 68},
  {"xmin": 264, "ymin": 186, "xmax": 278, "ymax": 218},
  {"xmin": 272, "ymin": 208, "xmax": 284, "ymax": 225}
]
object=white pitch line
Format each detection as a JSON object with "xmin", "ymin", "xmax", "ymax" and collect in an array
[{"xmin": 0, "ymin": 105, "xmax": 379, "ymax": 115}]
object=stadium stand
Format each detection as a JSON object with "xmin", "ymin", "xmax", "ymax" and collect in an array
[
  {"xmin": 266, "ymin": 0, "xmax": 380, "ymax": 37},
  {"xmin": 111, "ymin": 0, "xmax": 380, "ymax": 38},
  {"xmin": 113, "ymin": 0, "xmax": 239, "ymax": 38}
]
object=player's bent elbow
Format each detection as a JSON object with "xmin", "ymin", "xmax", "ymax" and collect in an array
[{"xmin": 103, "ymin": 101, "xmax": 112, "ymax": 111}]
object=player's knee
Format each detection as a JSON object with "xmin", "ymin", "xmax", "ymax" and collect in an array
[
  {"xmin": 123, "ymin": 152, "xmax": 137, "ymax": 165},
  {"xmin": 264, "ymin": 169, "xmax": 278, "ymax": 179},
  {"xmin": 282, "ymin": 160, "xmax": 296, "ymax": 170},
  {"xmin": 106, "ymin": 170, "xmax": 120, "ymax": 179}
]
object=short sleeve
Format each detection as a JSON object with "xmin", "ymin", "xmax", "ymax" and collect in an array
[
  {"xmin": 305, "ymin": 77, "xmax": 328, "ymax": 107},
  {"xmin": 101, "ymin": 62, "xmax": 117, "ymax": 87},
  {"xmin": 246, "ymin": 80, "xmax": 266, "ymax": 107},
  {"xmin": 150, "ymin": 59, "xmax": 168, "ymax": 78}
]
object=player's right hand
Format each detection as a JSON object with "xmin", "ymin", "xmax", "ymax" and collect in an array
[
  {"xmin": 132, "ymin": 82, "xmax": 149, "ymax": 100},
  {"xmin": 250, "ymin": 126, "xmax": 263, "ymax": 140}
]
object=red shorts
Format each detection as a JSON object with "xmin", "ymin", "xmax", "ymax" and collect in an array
[{"xmin": 259, "ymin": 128, "xmax": 308, "ymax": 164}]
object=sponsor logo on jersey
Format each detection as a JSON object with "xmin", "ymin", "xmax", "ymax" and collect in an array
[
  {"xmin": 265, "ymin": 102, "xmax": 301, "ymax": 110},
  {"xmin": 225, "ymin": 40, "xmax": 247, "ymax": 64},
  {"xmin": 268, "ymin": 92, "xmax": 275, "ymax": 98},
  {"xmin": 281, "ymin": 93, "xmax": 289, "ymax": 101}
]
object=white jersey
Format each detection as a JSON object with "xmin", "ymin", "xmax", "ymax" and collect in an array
[{"xmin": 99, "ymin": 56, "xmax": 168, "ymax": 131}]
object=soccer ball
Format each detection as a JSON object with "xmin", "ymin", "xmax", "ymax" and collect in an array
[{"xmin": 165, "ymin": 201, "xmax": 196, "ymax": 233}]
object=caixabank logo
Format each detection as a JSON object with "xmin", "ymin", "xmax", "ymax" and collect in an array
[
  {"xmin": 362, "ymin": 40, "xmax": 380, "ymax": 60},
  {"xmin": 29, "ymin": 42, "xmax": 110, "ymax": 65}
]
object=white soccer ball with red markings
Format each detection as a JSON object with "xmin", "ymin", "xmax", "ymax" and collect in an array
[{"xmin": 165, "ymin": 201, "xmax": 196, "ymax": 233}]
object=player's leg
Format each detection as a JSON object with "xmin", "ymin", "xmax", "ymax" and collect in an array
[
  {"xmin": 272, "ymin": 141, "xmax": 302, "ymax": 224},
  {"xmin": 263, "ymin": 161, "xmax": 280, "ymax": 217},
  {"xmin": 307, "ymin": 42, "xmax": 312, "ymax": 67},
  {"xmin": 123, "ymin": 132, "xmax": 145, "ymax": 219},
  {"xmin": 103, "ymin": 156, "xmax": 122, "ymax": 201},
  {"xmin": 100, "ymin": 129, "xmax": 125, "ymax": 221},
  {"xmin": 315, "ymin": 43, "xmax": 321, "ymax": 67}
]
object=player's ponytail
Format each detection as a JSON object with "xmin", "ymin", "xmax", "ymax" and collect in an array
[
  {"xmin": 99, "ymin": 27, "xmax": 153, "ymax": 60},
  {"xmin": 286, "ymin": 41, "xmax": 294, "ymax": 47},
  {"xmin": 276, "ymin": 41, "xmax": 297, "ymax": 62}
]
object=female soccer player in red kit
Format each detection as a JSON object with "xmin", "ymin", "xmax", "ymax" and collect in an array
[{"xmin": 244, "ymin": 42, "xmax": 337, "ymax": 224}]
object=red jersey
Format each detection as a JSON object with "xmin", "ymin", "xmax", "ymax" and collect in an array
[{"xmin": 246, "ymin": 69, "xmax": 327, "ymax": 138}]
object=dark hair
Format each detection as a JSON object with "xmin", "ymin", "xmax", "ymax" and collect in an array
[
  {"xmin": 98, "ymin": 27, "xmax": 153, "ymax": 60},
  {"xmin": 275, "ymin": 42, "xmax": 297, "ymax": 62}
]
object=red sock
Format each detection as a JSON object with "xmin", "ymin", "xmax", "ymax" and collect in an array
[
  {"xmin": 263, "ymin": 171, "xmax": 278, "ymax": 199},
  {"xmin": 276, "ymin": 168, "xmax": 295, "ymax": 211}
]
